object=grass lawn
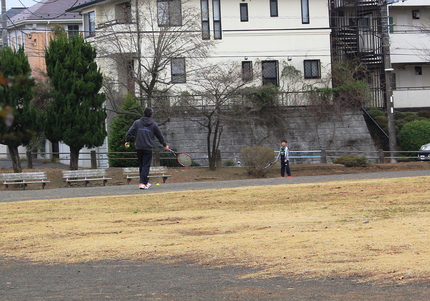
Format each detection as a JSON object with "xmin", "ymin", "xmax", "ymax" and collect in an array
[{"xmin": 1, "ymin": 176, "xmax": 429, "ymax": 284}]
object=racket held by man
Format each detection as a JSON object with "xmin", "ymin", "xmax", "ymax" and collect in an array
[
  {"xmin": 168, "ymin": 149, "xmax": 192, "ymax": 167},
  {"xmin": 263, "ymin": 158, "xmax": 278, "ymax": 170}
]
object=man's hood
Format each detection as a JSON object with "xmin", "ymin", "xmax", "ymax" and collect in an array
[{"xmin": 140, "ymin": 117, "xmax": 154, "ymax": 126}]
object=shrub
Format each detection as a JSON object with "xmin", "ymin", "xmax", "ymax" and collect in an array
[
  {"xmin": 224, "ymin": 160, "xmax": 236, "ymax": 166},
  {"xmin": 333, "ymin": 155, "xmax": 368, "ymax": 167},
  {"xmin": 398, "ymin": 120, "xmax": 430, "ymax": 151},
  {"xmin": 240, "ymin": 146, "xmax": 276, "ymax": 177}
]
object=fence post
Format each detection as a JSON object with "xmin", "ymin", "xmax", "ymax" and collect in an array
[
  {"xmin": 26, "ymin": 151, "xmax": 33, "ymax": 169},
  {"xmin": 320, "ymin": 149, "xmax": 327, "ymax": 164},
  {"xmin": 153, "ymin": 149, "xmax": 160, "ymax": 166},
  {"xmin": 91, "ymin": 151, "xmax": 97, "ymax": 169},
  {"xmin": 378, "ymin": 149, "xmax": 385, "ymax": 163}
]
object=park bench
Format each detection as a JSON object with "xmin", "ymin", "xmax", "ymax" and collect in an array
[
  {"xmin": 0, "ymin": 172, "xmax": 50, "ymax": 189},
  {"xmin": 123, "ymin": 166, "xmax": 171, "ymax": 185},
  {"xmin": 62, "ymin": 169, "xmax": 111, "ymax": 187}
]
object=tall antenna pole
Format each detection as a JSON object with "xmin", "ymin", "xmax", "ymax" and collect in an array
[{"xmin": 1, "ymin": 0, "xmax": 7, "ymax": 48}]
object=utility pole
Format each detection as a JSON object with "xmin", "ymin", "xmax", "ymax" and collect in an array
[
  {"xmin": 1, "ymin": 0, "xmax": 7, "ymax": 48},
  {"xmin": 381, "ymin": 0, "xmax": 397, "ymax": 163}
]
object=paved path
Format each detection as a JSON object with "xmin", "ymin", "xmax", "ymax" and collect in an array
[{"xmin": 1, "ymin": 169, "xmax": 430, "ymax": 203}]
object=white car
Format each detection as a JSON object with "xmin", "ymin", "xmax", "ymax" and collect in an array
[{"xmin": 418, "ymin": 143, "xmax": 430, "ymax": 161}]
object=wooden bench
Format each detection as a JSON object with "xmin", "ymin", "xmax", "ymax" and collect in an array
[
  {"xmin": 0, "ymin": 172, "xmax": 50, "ymax": 189},
  {"xmin": 62, "ymin": 169, "xmax": 111, "ymax": 187},
  {"xmin": 123, "ymin": 166, "xmax": 171, "ymax": 184}
]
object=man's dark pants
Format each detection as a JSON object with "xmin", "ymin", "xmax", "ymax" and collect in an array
[{"xmin": 137, "ymin": 149, "xmax": 152, "ymax": 184}]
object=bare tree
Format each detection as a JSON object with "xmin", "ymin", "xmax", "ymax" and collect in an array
[
  {"xmin": 96, "ymin": 0, "xmax": 215, "ymax": 113},
  {"xmin": 180, "ymin": 62, "xmax": 249, "ymax": 170}
]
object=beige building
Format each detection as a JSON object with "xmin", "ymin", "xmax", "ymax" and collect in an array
[{"xmin": 6, "ymin": 0, "xmax": 82, "ymax": 81}]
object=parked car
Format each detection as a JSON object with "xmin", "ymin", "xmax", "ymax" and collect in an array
[{"xmin": 418, "ymin": 143, "xmax": 430, "ymax": 161}]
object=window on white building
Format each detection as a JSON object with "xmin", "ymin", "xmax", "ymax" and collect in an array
[
  {"xmin": 412, "ymin": 10, "xmax": 420, "ymax": 20},
  {"xmin": 171, "ymin": 58, "xmax": 186, "ymax": 83},
  {"xmin": 201, "ymin": 0, "xmax": 210, "ymax": 39},
  {"xmin": 213, "ymin": 0, "xmax": 222, "ymax": 39},
  {"xmin": 262, "ymin": 60, "xmax": 279, "ymax": 86},
  {"xmin": 301, "ymin": 0, "xmax": 309, "ymax": 24},
  {"xmin": 84, "ymin": 11, "xmax": 95, "ymax": 37},
  {"xmin": 116, "ymin": 2, "xmax": 132, "ymax": 24},
  {"xmin": 240, "ymin": 3, "xmax": 248, "ymax": 22},
  {"xmin": 415, "ymin": 66, "xmax": 422, "ymax": 76},
  {"xmin": 157, "ymin": 0, "xmax": 182, "ymax": 26},
  {"xmin": 242, "ymin": 61, "xmax": 253, "ymax": 82},
  {"xmin": 270, "ymin": 0, "xmax": 278, "ymax": 17},
  {"xmin": 304, "ymin": 60, "xmax": 320, "ymax": 79}
]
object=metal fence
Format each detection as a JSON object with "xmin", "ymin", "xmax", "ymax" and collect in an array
[{"xmin": 0, "ymin": 149, "xmax": 427, "ymax": 170}]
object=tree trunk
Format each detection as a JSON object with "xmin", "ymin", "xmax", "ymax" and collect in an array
[
  {"xmin": 69, "ymin": 146, "xmax": 81, "ymax": 170},
  {"xmin": 8, "ymin": 145, "xmax": 22, "ymax": 173}
]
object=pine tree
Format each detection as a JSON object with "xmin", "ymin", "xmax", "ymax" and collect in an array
[
  {"xmin": 44, "ymin": 33, "xmax": 107, "ymax": 170},
  {"xmin": 108, "ymin": 94, "xmax": 140, "ymax": 167},
  {"xmin": 0, "ymin": 46, "xmax": 38, "ymax": 172}
]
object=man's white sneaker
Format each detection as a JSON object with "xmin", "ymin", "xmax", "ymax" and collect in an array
[
  {"xmin": 139, "ymin": 183, "xmax": 145, "ymax": 189},
  {"xmin": 145, "ymin": 183, "xmax": 152, "ymax": 189}
]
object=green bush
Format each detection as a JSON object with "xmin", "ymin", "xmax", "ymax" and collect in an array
[
  {"xmin": 224, "ymin": 160, "xmax": 236, "ymax": 167},
  {"xmin": 240, "ymin": 146, "xmax": 276, "ymax": 178},
  {"xmin": 398, "ymin": 120, "xmax": 430, "ymax": 151},
  {"xmin": 108, "ymin": 95, "xmax": 140, "ymax": 167},
  {"xmin": 333, "ymin": 155, "xmax": 368, "ymax": 167}
]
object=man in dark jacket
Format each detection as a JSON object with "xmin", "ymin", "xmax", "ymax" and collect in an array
[{"xmin": 125, "ymin": 108, "xmax": 169, "ymax": 189}]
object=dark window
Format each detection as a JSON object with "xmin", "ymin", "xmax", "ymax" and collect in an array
[
  {"xmin": 213, "ymin": 0, "xmax": 222, "ymax": 39},
  {"xmin": 67, "ymin": 25, "xmax": 79, "ymax": 39},
  {"xmin": 415, "ymin": 66, "xmax": 422, "ymax": 75},
  {"xmin": 242, "ymin": 61, "xmax": 253, "ymax": 82},
  {"xmin": 262, "ymin": 60, "xmax": 279, "ymax": 86},
  {"xmin": 201, "ymin": 0, "xmax": 210, "ymax": 39},
  {"xmin": 304, "ymin": 60, "xmax": 320, "ymax": 79},
  {"xmin": 412, "ymin": 10, "xmax": 420, "ymax": 20},
  {"xmin": 157, "ymin": 0, "xmax": 182, "ymax": 26},
  {"xmin": 126, "ymin": 60, "xmax": 135, "ymax": 94},
  {"xmin": 171, "ymin": 58, "xmax": 186, "ymax": 83},
  {"xmin": 270, "ymin": 0, "xmax": 278, "ymax": 17},
  {"xmin": 240, "ymin": 3, "xmax": 248, "ymax": 22},
  {"xmin": 85, "ymin": 11, "xmax": 95, "ymax": 37},
  {"xmin": 116, "ymin": 2, "xmax": 132, "ymax": 24},
  {"xmin": 301, "ymin": 0, "xmax": 309, "ymax": 24}
]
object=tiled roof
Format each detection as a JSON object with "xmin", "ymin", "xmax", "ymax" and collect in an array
[
  {"xmin": 8, "ymin": 0, "xmax": 81, "ymax": 25},
  {"xmin": 6, "ymin": 7, "xmax": 26, "ymax": 19},
  {"xmin": 67, "ymin": 0, "xmax": 107, "ymax": 12}
]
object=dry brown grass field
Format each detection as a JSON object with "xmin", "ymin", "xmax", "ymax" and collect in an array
[{"xmin": 1, "ymin": 173, "xmax": 429, "ymax": 285}]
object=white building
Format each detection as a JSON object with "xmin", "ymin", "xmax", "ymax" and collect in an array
[
  {"xmin": 389, "ymin": 0, "xmax": 430, "ymax": 109},
  {"xmin": 68, "ymin": 0, "xmax": 332, "ymax": 104}
]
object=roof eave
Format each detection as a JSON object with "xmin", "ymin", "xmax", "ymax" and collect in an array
[{"xmin": 66, "ymin": 0, "xmax": 107, "ymax": 12}]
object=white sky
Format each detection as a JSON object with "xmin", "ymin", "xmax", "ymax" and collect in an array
[{"xmin": 6, "ymin": 0, "xmax": 39, "ymax": 10}]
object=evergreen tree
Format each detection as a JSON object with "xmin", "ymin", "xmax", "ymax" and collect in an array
[
  {"xmin": 44, "ymin": 33, "xmax": 107, "ymax": 170},
  {"xmin": 0, "ymin": 46, "xmax": 38, "ymax": 172},
  {"xmin": 108, "ymin": 94, "xmax": 140, "ymax": 167}
]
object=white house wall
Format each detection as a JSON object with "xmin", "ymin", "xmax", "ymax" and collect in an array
[
  {"xmin": 209, "ymin": 0, "xmax": 332, "ymax": 81},
  {"xmin": 84, "ymin": 0, "xmax": 332, "ymax": 99},
  {"xmin": 389, "ymin": 0, "xmax": 430, "ymax": 109}
]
